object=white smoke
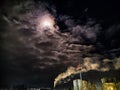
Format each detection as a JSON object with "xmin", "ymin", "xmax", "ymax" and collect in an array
[{"xmin": 54, "ymin": 57, "xmax": 120, "ymax": 87}]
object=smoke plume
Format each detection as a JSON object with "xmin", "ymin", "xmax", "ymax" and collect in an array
[{"xmin": 54, "ymin": 57, "xmax": 120, "ymax": 87}]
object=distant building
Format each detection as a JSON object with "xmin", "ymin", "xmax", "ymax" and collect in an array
[
  {"xmin": 27, "ymin": 88, "xmax": 40, "ymax": 90},
  {"xmin": 0, "ymin": 88, "xmax": 8, "ymax": 90},
  {"xmin": 27, "ymin": 88, "xmax": 51, "ymax": 90}
]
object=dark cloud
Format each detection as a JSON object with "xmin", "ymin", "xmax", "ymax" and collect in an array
[
  {"xmin": 71, "ymin": 24, "xmax": 99, "ymax": 44},
  {"xmin": 57, "ymin": 15, "xmax": 101, "ymax": 44},
  {"xmin": 104, "ymin": 24, "xmax": 120, "ymax": 49}
]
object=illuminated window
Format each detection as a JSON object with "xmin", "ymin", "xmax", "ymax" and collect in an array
[{"xmin": 108, "ymin": 86, "xmax": 114, "ymax": 90}]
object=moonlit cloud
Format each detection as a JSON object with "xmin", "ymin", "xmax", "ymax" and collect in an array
[{"xmin": 38, "ymin": 14, "xmax": 55, "ymax": 30}]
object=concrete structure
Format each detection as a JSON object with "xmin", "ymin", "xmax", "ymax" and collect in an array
[{"xmin": 73, "ymin": 79, "xmax": 83, "ymax": 90}]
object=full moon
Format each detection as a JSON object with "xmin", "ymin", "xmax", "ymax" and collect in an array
[
  {"xmin": 43, "ymin": 20, "xmax": 51, "ymax": 27},
  {"xmin": 39, "ymin": 14, "xmax": 55, "ymax": 30}
]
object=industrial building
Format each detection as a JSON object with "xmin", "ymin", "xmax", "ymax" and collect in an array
[
  {"xmin": 73, "ymin": 79, "xmax": 97, "ymax": 90},
  {"xmin": 101, "ymin": 78, "xmax": 119, "ymax": 90}
]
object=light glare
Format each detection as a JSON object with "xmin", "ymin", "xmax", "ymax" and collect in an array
[{"xmin": 39, "ymin": 14, "xmax": 55, "ymax": 30}]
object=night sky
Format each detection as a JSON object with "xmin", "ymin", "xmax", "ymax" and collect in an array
[{"xmin": 0, "ymin": 0, "xmax": 120, "ymax": 88}]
